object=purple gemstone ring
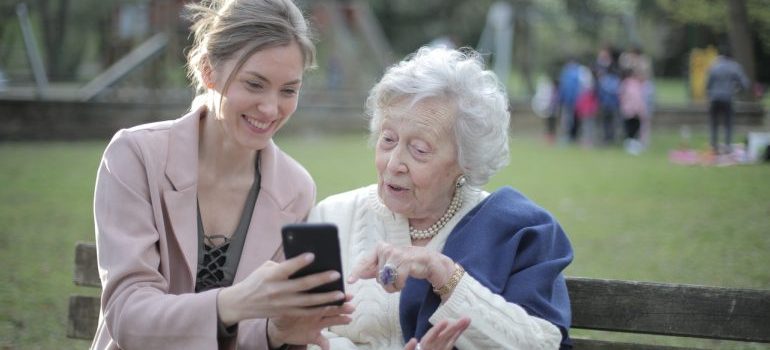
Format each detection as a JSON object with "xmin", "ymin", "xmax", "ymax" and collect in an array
[{"xmin": 377, "ymin": 263, "xmax": 398, "ymax": 286}]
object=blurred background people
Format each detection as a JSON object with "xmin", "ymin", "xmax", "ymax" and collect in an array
[{"xmin": 706, "ymin": 44, "xmax": 750, "ymax": 154}]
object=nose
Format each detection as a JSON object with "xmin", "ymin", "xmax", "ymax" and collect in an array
[
  {"xmin": 258, "ymin": 92, "xmax": 278, "ymax": 118},
  {"xmin": 385, "ymin": 146, "xmax": 408, "ymax": 174}
]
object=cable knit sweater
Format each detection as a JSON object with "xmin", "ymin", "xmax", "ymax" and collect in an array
[{"xmin": 307, "ymin": 185, "xmax": 565, "ymax": 350}]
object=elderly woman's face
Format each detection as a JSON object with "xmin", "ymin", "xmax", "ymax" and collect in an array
[{"xmin": 375, "ymin": 98, "xmax": 462, "ymax": 222}]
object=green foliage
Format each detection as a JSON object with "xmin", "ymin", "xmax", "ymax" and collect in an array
[{"xmin": 656, "ymin": 0, "xmax": 728, "ymax": 29}]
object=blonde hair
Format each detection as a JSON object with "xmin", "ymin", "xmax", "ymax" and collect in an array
[{"xmin": 185, "ymin": 0, "xmax": 315, "ymax": 98}]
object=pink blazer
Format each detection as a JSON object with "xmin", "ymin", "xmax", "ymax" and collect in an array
[{"xmin": 91, "ymin": 107, "xmax": 316, "ymax": 349}]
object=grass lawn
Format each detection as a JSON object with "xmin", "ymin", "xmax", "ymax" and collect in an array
[{"xmin": 1, "ymin": 129, "xmax": 769, "ymax": 349}]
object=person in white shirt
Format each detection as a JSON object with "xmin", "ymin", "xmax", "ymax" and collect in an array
[{"xmin": 310, "ymin": 46, "xmax": 574, "ymax": 350}]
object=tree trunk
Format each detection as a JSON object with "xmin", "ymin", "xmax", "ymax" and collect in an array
[
  {"xmin": 727, "ymin": 0, "xmax": 755, "ymax": 98},
  {"xmin": 513, "ymin": 0, "xmax": 534, "ymax": 96}
]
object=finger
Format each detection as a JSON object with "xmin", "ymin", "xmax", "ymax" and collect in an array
[
  {"xmin": 436, "ymin": 318, "xmax": 471, "ymax": 347},
  {"xmin": 422, "ymin": 320, "xmax": 449, "ymax": 342},
  {"xmin": 348, "ymin": 249, "xmax": 379, "ymax": 283},
  {"xmin": 445, "ymin": 318, "xmax": 471, "ymax": 345},
  {"xmin": 285, "ymin": 269, "xmax": 342, "ymax": 293},
  {"xmin": 310, "ymin": 332, "xmax": 330, "ymax": 350},
  {"xmin": 404, "ymin": 338, "xmax": 418, "ymax": 350},
  {"xmin": 316, "ymin": 315, "xmax": 353, "ymax": 328},
  {"xmin": 282, "ymin": 290, "xmax": 347, "ymax": 309},
  {"xmin": 313, "ymin": 302, "xmax": 355, "ymax": 317},
  {"xmin": 274, "ymin": 252, "xmax": 315, "ymax": 278}
]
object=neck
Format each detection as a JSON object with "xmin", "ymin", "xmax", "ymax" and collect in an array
[
  {"xmin": 198, "ymin": 110, "xmax": 257, "ymax": 179},
  {"xmin": 408, "ymin": 187, "xmax": 463, "ymax": 241}
]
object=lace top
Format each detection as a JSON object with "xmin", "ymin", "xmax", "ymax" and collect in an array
[{"xmin": 195, "ymin": 153, "xmax": 261, "ymax": 293}]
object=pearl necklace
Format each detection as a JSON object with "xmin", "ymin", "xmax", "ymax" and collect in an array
[{"xmin": 409, "ymin": 187, "xmax": 463, "ymax": 240}]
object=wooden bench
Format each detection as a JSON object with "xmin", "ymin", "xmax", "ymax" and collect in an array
[{"xmin": 69, "ymin": 242, "xmax": 770, "ymax": 348}]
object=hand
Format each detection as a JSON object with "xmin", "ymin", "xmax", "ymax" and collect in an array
[
  {"xmin": 218, "ymin": 253, "xmax": 349, "ymax": 325},
  {"xmin": 267, "ymin": 294, "xmax": 355, "ymax": 350},
  {"xmin": 348, "ymin": 242, "xmax": 455, "ymax": 293},
  {"xmin": 403, "ymin": 317, "xmax": 471, "ymax": 350}
]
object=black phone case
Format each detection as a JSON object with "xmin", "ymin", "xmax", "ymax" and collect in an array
[{"xmin": 281, "ymin": 223, "xmax": 345, "ymax": 306}]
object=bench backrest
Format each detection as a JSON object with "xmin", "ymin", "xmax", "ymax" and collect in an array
[{"xmin": 69, "ymin": 242, "xmax": 770, "ymax": 348}]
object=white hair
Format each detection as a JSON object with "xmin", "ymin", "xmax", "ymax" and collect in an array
[{"xmin": 365, "ymin": 46, "xmax": 510, "ymax": 187}]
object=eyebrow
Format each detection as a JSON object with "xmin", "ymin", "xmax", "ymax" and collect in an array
[{"xmin": 243, "ymin": 71, "xmax": 302, "ymax": 86}]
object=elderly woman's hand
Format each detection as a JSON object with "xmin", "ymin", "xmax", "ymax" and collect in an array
[
  {"xmin": 348, "ymin": 242, "xmax": 456, "ymax": 294},
  {"xmin": 403, "ymin": 317, "xmax": 471, "ymax": 350}
]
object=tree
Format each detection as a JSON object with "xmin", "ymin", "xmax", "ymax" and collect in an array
[{"xmin": 655, "ymin": 0, "xmax": 766, "ymax": 87}]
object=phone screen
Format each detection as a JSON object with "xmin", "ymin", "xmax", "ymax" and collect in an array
[{"xmin": 281, "ymin": 223, "xmax": 345, "ymax": 306}]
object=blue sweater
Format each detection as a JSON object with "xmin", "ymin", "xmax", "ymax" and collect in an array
[
  {"xmin": 707, "ymin": 56, "xmax": 750, "ymax": 102},
  {"xmin": 399, "ymin": 186, "xmax": 574, "ymax": 349}
]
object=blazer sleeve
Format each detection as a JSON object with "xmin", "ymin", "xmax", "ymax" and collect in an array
[{"xmin": 94, "ymin": 130, "xmax": 219, "ymax": 349}]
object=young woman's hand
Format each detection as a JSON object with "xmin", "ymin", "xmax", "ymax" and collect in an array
[
  {"xmin": 403, "ymin": 317, "xmax": 471, "ymax": 350},
  {"xmin": 217, "ymin": 253, "xmax": 351, "ymax": 325},
  {"xmin": 266, "ymin": 294, "xmax": 354, "ymax": 350}
]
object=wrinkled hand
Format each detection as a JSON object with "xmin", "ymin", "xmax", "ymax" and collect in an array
[
  {"xmin": 267, "ymin": 294, "xmax": 354, "ymax": 350},
  {"xmin": 403, "ymin": 317, "xmax": 471, "ymax": 350},
  {"xmin": 218, "ymin": 253, "xmax": 350, "ymax": 324},
  {"xmin": 348, "ymin": 242, "xmax": 455, "ymax": 293}
]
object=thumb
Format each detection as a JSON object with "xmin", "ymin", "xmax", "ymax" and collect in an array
[
  {"xmin": 311, "ymin": 333, "xmax": 330, "ymax": 350},
  {"xmin": 403, "ymin": 338, "xmax": 418, "ymax": 350},
  {"xmin": 348, "ymin": 250, "xmax": 378, "ymax": 283}
]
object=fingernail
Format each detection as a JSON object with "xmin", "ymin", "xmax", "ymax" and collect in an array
[
  {"xmin": 305, "ymin": 253, "xmax": 315, "ymax": 262},
  {"xmin": 336, "ymin": 292, "xmax": 345, "ymax": 299},
  {"xmin": 329, "ymin": 271, "xmax": 341, "ymax": 281}
]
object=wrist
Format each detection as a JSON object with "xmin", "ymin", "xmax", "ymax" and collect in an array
[
  {"xmin": 433, "ymin": 263, "xmax": 465, "ymax": 298},
  {"xmin": 266, "ymin": 319, "xmax": 288, "ymax": 349},
  {"xmin": 428, "ymin": 255, "xmax": 456, "ymax": 289},
  {"xmin": 217, "ymin": 286, "xmax": 241, "ymax": 326}
]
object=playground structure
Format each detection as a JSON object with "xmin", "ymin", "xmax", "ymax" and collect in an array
[{"xmin": 0, "ymin": 1, "xmax": 765, "ymax": 141}]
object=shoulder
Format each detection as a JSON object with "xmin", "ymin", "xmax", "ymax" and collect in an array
[
  {"xmin": 260, "ymin": 142, "xmax": 316, "ymax": 213},
  {"xmin": 101, "ymin": 120, "xmax": 174, "ymax": 167},
  {"xmin": 316, "ymin": 185, "xmax": 373, "ymax": 211},
  {"xmin": 310, "ymin": 185, "xmax": 374, "ymax": 221},
  {"xmin": 485, "ymin": 187, "xmax": 555, "ymax": 224},
  {"xmin": 102, "ymin": 110, "xmax": 199, "ymax": 169},
  {"xmin": 270, "ymin": 145, "xmax": 314, "ymax": 188}
]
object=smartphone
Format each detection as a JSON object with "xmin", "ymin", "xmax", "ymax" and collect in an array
[{"xmin": 281, "ymin": 223, "xmax": 345, "ymax": 306}]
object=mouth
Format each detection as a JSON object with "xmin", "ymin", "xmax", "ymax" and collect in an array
[
  {"xmin": 385, "ymin": 183, "xmax": 409, "ymax": 192},
  {"xmin": 242, "ymin": 114, "xmax": 275, "ymax": 133}
]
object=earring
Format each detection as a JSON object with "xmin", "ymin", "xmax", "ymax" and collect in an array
[{"xmin": 455, "ymin": 175, "xmax": 467, "ymax": 189}]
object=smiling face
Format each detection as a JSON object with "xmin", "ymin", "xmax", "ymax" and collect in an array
[
  {"xmin": 206, "ymin": 42, "xmax": 304, "ymax": 151},
  {"xmin": 375, "ymin": 97, "xmax": 463, "ymax": 227}
]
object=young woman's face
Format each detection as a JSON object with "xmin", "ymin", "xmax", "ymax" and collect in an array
[
  {"xmin": 208, "ymin": 42, "xmax": 304, "ymax": 151},
  {"xmin": 374, "ymin": 97, "xmax": 463, "ymax": 222}
]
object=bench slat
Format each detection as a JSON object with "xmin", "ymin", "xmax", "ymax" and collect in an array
[
  {"xmin": 74, "ymin": 242, "xmax": 100, "ymax": 287},
  {"xmin": 568, "ymin": 277, "xmax": 770, "ymax": 343},
  {"xmin": 67, "ymin": 295, "xmax": 100, "ymax": 340},
  {"xmin": 572, "ymin": 338, "xmax": 702, "ymax": 350}
]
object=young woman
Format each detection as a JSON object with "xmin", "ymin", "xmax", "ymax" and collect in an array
[{"xmin": 91, "ymin": 1, "xmax": 352, "ymax": 349}]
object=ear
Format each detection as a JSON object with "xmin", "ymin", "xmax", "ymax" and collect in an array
[{"xmin": 200, "ymin": 56, "xmax": 216, "ymax": 89}]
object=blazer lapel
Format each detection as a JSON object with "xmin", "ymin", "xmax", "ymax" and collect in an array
[
  {"xmin": 163, "ymin": 108, "xmax": 203, "ymax": 284},
  {"xmin": 235, "ymin": 141, "xmax": 297, "ymax": 281}
]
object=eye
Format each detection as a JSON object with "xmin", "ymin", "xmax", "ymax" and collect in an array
[
  {"xmin": 379, "ymin": 133, "xmax": 397, "ymax": 148},
  {"xmin": 246, "ymin": 81, "xmax": 263, "ymax": 90},
  {"xmin": 411, "ymin": 145, "xmax": 429, "ymax": 156},
  {"xmin": 281, "ymin": 88, "xmax": 298, "ymax": 97}
]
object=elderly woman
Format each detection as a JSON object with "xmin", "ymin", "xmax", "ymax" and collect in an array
[{"xmin": 309, "ymin": 46, "xmax": 573, "ymax": 350}]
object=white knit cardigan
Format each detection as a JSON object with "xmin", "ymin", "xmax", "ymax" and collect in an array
[{"xmin": 307, "ymin": 185, "xmax": 562, "ymax": 350}]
